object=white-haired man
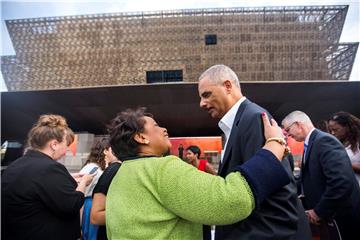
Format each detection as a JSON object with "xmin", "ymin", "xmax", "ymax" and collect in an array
[{"xmin": 282, "ymin": 111, "xmax": 360, "ymax": 240}]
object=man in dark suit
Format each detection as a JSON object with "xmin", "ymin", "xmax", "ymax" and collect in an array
[
  {"xmin": 282, "ymin": 111, "xmax": 360, "ymax": 240},
  {"xmin": 198, "ymin": 64, "xmax": 310, "ymax": 239}
]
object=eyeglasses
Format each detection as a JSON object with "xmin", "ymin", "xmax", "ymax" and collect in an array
[{"xmin": 284, "ymin": 121, "xmax": 297, "ymax": 133}]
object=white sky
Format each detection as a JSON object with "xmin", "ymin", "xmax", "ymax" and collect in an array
[{"xmin": 1, "ymin": 0, "xmax": 359, "ymax": 91}]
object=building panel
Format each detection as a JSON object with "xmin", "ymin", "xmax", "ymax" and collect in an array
[{"xmin": 1, "ymin": 5, "xmax": 358, "ymax": 91}]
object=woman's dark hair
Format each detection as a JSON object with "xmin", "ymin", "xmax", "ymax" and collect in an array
[
  {"xmin": 315, "ymin": 120, "xmax": 329, "ymax": 133},
  {"xmin": 83, "ymin": 137, "xmax": 110, "ymax": 170},
  {"xmin": 186, "ymin": 145, "xmax": 201, "ymax": 158},
  {"xmin": 107, "ymin": 107, "xmax": 152, "ymax": 160},
  {"xmin": 330, "ymin": 111, "xmax": 360, "ymax": 152}
]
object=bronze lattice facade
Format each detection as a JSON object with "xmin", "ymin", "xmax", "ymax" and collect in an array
[{"xmin": 1, "ymin": 5, "xmax": 358, "ymax": 91}]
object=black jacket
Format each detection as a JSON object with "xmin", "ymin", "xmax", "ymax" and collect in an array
[
  {"xmin": 301, "ymin": 129, "xmax": 360, "ymax": 239},
  {"xmin": 1, "ymin": 150, "xmax": 84, "ymax": 240},
  {"xmin": 215, "ymin": 99, "xmax": 310, "ymax": 240}
]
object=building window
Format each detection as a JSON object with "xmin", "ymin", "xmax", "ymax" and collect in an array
[
  {"xmin": 146, "ymin": 70, "xmax": 183, "ymax": 83},
  {"xmin": 205, "ymin": 34, "xmax": 217, "ymax": 45}
]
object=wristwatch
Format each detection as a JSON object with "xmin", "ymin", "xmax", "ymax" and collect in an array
[{"xmin": 265, "ymin": 137, "xmax": 291, "ymax": 157}]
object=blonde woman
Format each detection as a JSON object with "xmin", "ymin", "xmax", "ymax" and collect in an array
[{"xmin": 2, "ymin": 114, "xmax": 94, "ymax": 240}]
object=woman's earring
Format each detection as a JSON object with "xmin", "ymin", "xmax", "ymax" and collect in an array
[{"xmin": 144, "ymin": 139, "xmax": 150, "ymax": 144}]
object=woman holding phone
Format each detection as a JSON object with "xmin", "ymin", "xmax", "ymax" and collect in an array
[{"xmin": 1, "ymin": 114, "xmax": 94, "ymax": 240}]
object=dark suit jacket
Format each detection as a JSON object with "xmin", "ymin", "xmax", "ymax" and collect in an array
[
  {"xmin": 1, "ymin": 150, "xmax": 84, "ymax": 240},
  {"xmin": 215, "ymin": 99, "xmax": 310, "ymax": 240},
  {"xmin": 301, "ymin": 129, "xmax": 360, "ymax": 239}
]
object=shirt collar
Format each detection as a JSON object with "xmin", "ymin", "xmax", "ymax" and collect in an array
[
  {"xmin": 26, "ymin": 149, "xmax": 53, "ymax": 160},
  {"xmin": 304, "ymin": 128, "xmax": 316, "ymax": 145},
  {"xmin": 218, "ymin": 96, "xmax": 246, "ymax": 141}
]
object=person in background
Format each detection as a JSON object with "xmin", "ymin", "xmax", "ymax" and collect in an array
[
  {"xmin": 103, "ymin": 140, "xmax": 119, "ymax": 168},
  {"xmin": 186, "ymin": 145, "xmax": 216, "ymax": 175},
  {"xmin": 1, "ymin": 114, "xmax": 94, "ymax": 240},
  {"xmin": 90, "ymin": 139, "xmax": 121, "ymax": 240},
  {"xmin": 79, "ymin": 138, "xmax": 108, "ymax": 240},
  {"xmin": 105, "ymin": 107, "xmax": 291, "ymax": 239},
  {"xmin": 178, "ymin": 143, "xmax": 184, "ymax": 159},
  {"xmin": 282, "ymin": 110, "xmax": 360, "ymax": 240},
  {"xmin": 185, "ymin": 144, "xmax": 217, "ymax": 239},
  {"xmin": 328, "ymin": 111, "xmax": 360, "ymax": 186},
  {"xmin": 315, "ymin": 119, "xmax": 330, "ymax": 133}
]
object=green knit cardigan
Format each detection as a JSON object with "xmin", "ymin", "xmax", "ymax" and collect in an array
[{"xmin": 106, "ymin": 155, "xmax": 255, "ymax": 240}]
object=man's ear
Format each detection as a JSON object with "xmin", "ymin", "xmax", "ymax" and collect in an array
[{"xmin": 223, "ymin": 80, "xmax": 232, "ymax": 93}]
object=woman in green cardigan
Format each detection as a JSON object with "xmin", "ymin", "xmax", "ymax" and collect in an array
[{"xmin": 106, "ymin": 108, "xmax": 290, "ymax": 239}]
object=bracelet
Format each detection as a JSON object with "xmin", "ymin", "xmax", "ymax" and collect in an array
[
  {"xmin": 265, "ymin": 137, "xmax": 291, "ymax": 157},
  {"xmin": 265, "ymin": 137, "xmax": 286, "ymax": 146}
]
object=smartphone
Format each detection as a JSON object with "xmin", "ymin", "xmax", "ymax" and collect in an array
[{"xmin": 89, "ymin": 166, "xmax": 98, "ymax": 174}]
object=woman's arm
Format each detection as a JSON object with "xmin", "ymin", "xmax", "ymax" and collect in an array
[
  {"xmin": 36, "ymin": 165, "xmax": 85, "ymax": 216},
  {"xmin": 157, "ymin": 113, "xmax": 289, "ymax": 225},
  {"xmin": 90, "ymin": 193, "xmax": 107, "ymax": 225},
  {"xmin": 205, "ymin": 162, "xmax": 217, "ymax": 175},
  {"xmin": 90, "ymin": 162, "xmax": 122, "ymax": 225}
]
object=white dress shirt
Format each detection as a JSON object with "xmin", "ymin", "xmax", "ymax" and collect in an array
[
  {"xmin": 345, "ymin": 146, "xmax": 360, "ymax": 186},
  {"xmin": 218, "ymin": 97, "xmax": 246, "ymax": 162}
]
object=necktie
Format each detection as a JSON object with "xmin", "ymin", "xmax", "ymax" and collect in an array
[
  {"xmin": 303, "ymin": 143, "xmax": 308, "ymax": 163},
  {"xmin": 300, "ymin": 143, "xmax": 308, "ymax": 196}
]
